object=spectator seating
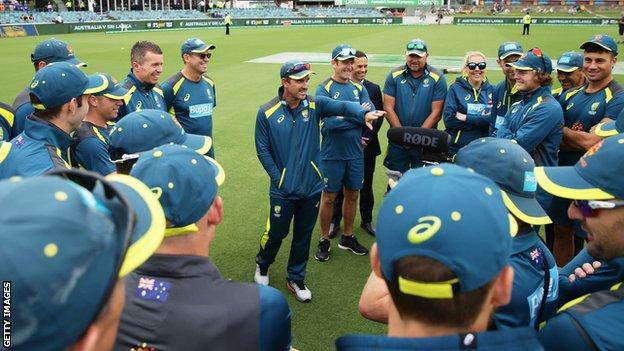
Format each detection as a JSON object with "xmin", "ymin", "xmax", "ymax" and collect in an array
[
  {"xmin": 298, "ymin": 6, "xmax": 382, "ymax": 18},
  {"xmin": 108, "ymin": 9, "xmax": 205, "ymax": 20}
]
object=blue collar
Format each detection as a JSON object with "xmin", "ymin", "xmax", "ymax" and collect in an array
[
  {"xmin": 23, "ymin": 115, "xmax": 72, "ymax": 151},
  {"xmin": 511, "ymin": 226, "xmax": 541, "ymax": 255},
  {"xmin": 127, "ymin": 69, "xmax": 155, "ymax": 92}
]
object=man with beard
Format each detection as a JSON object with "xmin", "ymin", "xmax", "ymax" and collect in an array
[
  {"xmin": 162, "ymin": 38, "xmax": 218, "ymax": 158},
  {"xmin": 552, "ymin": 51, "xmax": 585, "ymax": 102},
  {"xmin": 536, "ymin": 134, "xmax": 624, "ymax": 351},
  {"xmin": 549, "ymin": 35, "xmax": 624, "ymax": 266},
  {"xmin": 491, "ymin": 42, "xmax": 523, "ymax": 136},
  {"xmin": 382, "ymin": 39, "xmax": 447, "ymax": 174}
]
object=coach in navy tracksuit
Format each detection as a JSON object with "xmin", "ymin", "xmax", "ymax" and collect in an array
[{"xmin": 253, "ymin": 60, "xmax": 383, "ymax": 302}]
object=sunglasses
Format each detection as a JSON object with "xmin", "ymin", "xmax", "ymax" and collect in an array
[
  {"xmin": 467, "ymin": 62, "xmax": 487, "ymax": 70},
  {"xmin": 529, "ymin": 47, "xmax": 548, "ymax": 72},
  {"xmin": 407, "ymin": 42, "xmax": 426, "ymax": 51},
  {"xmin": 195, "ymin": 53, "xmax": 211, "ymax": 60},
  {"xmin": 46, "ymin": 168, "xmax": 136, "ymax": 321},
  {"xmin": 333, "ymin": 48, "xmax": 356, "ymax": 60},
  {"xmin": 285, "ymin": 62, "xmax": 311, "ymax": 76},
  {"xmin": 573, "ymin": 199, "xmax": 624, "ymax": 217}
]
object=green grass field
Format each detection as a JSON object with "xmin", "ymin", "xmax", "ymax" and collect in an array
[{"xmin": 1, "ymin": 24, "xmax": 623, "ymax": 350}]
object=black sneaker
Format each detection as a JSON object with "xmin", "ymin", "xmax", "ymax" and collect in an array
[
  {"xmin": 315, "ymin": 239, "xmax": 331, "ymax": 262},
  {"xmin": 328, "ymin": 223, "xmax": 340, "ymax": 239},
  {"xmin": 338, "ymin": 235, "xmax": 369, "ymax": 255},
  {"xmin": 360, "ymin": 222, "xmax": 376, "ymax": 236}
]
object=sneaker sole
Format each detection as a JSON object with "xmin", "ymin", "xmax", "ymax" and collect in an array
[
  {"xmin": 286, "ymin": 282, "xmax": 311, "ymax": 303},
  {"xmin": 338, "ymin": 244, "xmax": 369, "ymax": 256}
]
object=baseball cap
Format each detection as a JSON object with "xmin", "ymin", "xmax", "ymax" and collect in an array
[
  {"xmin": 29, "ymin": 62, "xmax": 107, "ymax": 110},
  {"xmin": 536, "ymin": 134, "xmax": 624, "ymax": 200},
  {"xmin": 332, "ymin": 44, "xmax": 356, "ymax": 61},
  {"xmin": 377, "ymin": 164, "xmax": 515, "ymax": 298},
  {"xmin": 280, "ymin": 60, "xmax": 314, "ymax": 80},
  {"xmin": 455, "ymin": 138, "xmax": 551, "ymax": 225},
  {"xmin": 498, "ymin": 41, "xmax": 523, "ymax": 60},
  {"xmin": 405, "ymin": 39, "xmax": 428, "ymax": 57},
  {"xmin": 181, "ymin": 37, "xmax": 216, "ymax": 55},
  {"xmin": 594, "ymin": 109, "xmax": 624, "ymax": 137},
  {"xmin": 580, "ymin": 34, "xmax": 618, "ymax": 56},
  {"xmin": 109, "ymin": 109, "xmax": 213, "ymax": 160},
  {"xmin": 507, "ymin": 47, "xmax": 553, "ymax": 74},
  {"xmin": 555, "ymin": 51, "xmax": 584, "ymax": 72},
  {"xmin": 130, "ymin": 144, "xmax": 225, "ymax": 231},
  {"xmin": 0, "ymin": 169, "xmax": 165, "ymax": 350},
  {"xmin": 31, "ymin": 38, "xmax": 86, "ymax": 66},
  {"xmin": 93, "ymin": 73, "xmax": 130, "ymax": 100}
]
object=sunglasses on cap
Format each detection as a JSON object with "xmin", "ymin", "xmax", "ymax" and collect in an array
[
  {"xmin": 467, "ymin": 62, "xmax": 487, "ymax": 70},
  {"xmin": 529, "ymin": 47, "xmax": 548, "ymax": 72},
  {"xmin": 333, "ymin": 48, "xmax": 356, "ymax": 60},
  {"xmin": 573, "ymin": 199, "xmax": 624, "ymax": 217},
  {"xmin": 46, "ymin": 168, "xmax": 136, "ymax": 320},
  {"xmin": 407, "ymin": 42, "xmax": 426, "ymax": 51},
  {"xmin": 286, "ymin": 62, "xmax": 311, "ymax": 76}
]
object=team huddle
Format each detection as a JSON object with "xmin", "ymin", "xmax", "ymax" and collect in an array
[{"xmin": 1, "ymin": 32, "xmax": 624, "ymax": 350}]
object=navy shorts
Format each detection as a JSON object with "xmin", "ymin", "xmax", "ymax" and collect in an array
[
  {"xmin": 383, "ymin": 143, "xmax": 423, "ymax": 174},
  {"xmin": 321, "ymin": 158, "xmax": 364, "ymax": 192}
]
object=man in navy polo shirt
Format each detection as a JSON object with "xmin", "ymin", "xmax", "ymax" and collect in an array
[
  {"xmin": 117, "ymin": 40, "xmax": 166, "ymax": 119},
  {"xmin": 550, "ymin": 35, "xmax": 624, "ymax": 266},
  {"xmin": 162, "ymin": 38, "xmax": 218, "ymax": 158},
  {"xmin": 552, "ymin": 52, "xmax": 585, "ymax": 102},
  {"xmin": 383, "ymin": 39, "xmax": 447, "ymax": 173},
  {"xmin": 71, "ymin": 73, "xmax": 129, "ymax": 175},
  {"xmin": 115, "ymin": 145, "xmax": 294, "ymax": 351},
  {"xmin": 0, "ymin": 62, "xmax": 105, "ymax": 179},
  {"xmin": 315, "ymin": 44, "xmax": 373, "ymax": 262},
  {"xmin": 11, "ymin": 38, "xmax": 86, "ymax": 140},
  {"xmin": 497, "ymin": 48, "xmax": 563, "ymax": 212},
  {"xmin": 491, "ymin": 41, "xmax": 523, "ymax": 136},
  {"xmin": 536, "ymin": 134, "xmax": 624, "ymax": 351},
  {"xmin": 337, "ymin": 164, "xmax": 543, "ymax": 350}
]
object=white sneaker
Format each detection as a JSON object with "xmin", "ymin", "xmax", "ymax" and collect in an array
[
  {"xmin": 254, "ymin": 265, "xmax": 269, "ymax": 286},
  {"xmin": 287, "ymin": 280, "xmax": 312, "ymax": 302}
]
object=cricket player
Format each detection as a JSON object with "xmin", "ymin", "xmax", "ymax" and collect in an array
[
  {"xmin": 491, "ymin": 42, "xmax": 523, "ymax": 136},
  {"xmin": 551, "ymin": 52, "xmax": 585, "ymax": 102}
]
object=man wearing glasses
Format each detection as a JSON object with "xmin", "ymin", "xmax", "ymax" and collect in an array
[
  {"xmin": 536, "ymin": 134, "xmax": 624, "ymax": 351},
  {"xmin": 491, "ymin": 42, "xmax": 523, "ymax": 136},
  {"xmin": 549, "ymin": 35, "xmax": 624, "ymax": 266},
  {"xmin": 496, "ymin": 48, "xmax": 563, "ymax": 213},
  {"xmin": 253, "ymin": 60, "xmax": 383, "ymax": 302},
  {"xmin": 382, "ymin": 39, "xmax": 447, "ymax": 174},
  {"xmin": 162, "ymin": 38, "xmax": 218, "ymax": 158}
]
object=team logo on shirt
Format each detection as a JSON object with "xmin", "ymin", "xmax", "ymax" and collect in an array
[
  {"xmin": 566, "ymin": 103, "xmax": 574, "ymax": 110},
  {"xmin": 353, "ymin": 89, "xmax": 359, "ymax": 98},
  {"xmin": 277, "ymin": 114, "xmax": 285, "ymax": 124},
  {"xmin": 400, "ymin": 79, "xmax": 407, "ymax": 84},
  {"xmin": 511, "ymin": 106, "xmax": 519, "ymax": 114},
  {"xmin": 302, "ymin": 109, "xmax": 309, "ymax": 122},
  {"xmin": 464, "ymin": 94, "xmax": 471, "ymax": 101},
  {"xmin": 183, "ymin": 93, "xmax": 190, "ymax": 102},
  {"xmin": 422, "ymin": 78, "xmax": 430, "ymax": 87},
  {"xmin": 273, "ymin": 205, "xmax": 282, "ymax": 217},
  {"xmin": 136, "ymin": 101, "xmax": 143, "ymax": 111},
  {"xmin": 589, "ymin": 102, "xmax": 600, "ymax": 115},
  {"xmin": 206, "ymin": 88, "xmax": 212, "ymax": 98},
  {"xmin": 136, "ymin": 277, "xmax": 171, "ymax": 302},
  {"xmin": 333, "ymin": 92, "xmax": 340, "ymax": 99},
  {"xmin": 570, "ymin": 122, "xmax": 584, "ymax": 131}
]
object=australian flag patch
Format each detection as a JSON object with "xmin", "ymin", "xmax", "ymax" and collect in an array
[
  {"xmin": 529, "ymin": 247, "xmax": 543, "ymax": 267},
  {"xmin": 136, "ymin": 277, "xmax": 171, "ymax": 302}
]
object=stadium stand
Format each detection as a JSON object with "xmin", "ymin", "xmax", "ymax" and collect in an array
[
  {"xmin": 108, "ymin": 9, "xmax": 205, "ymax": 20},
  {"xmin": 209, "ymin": 7, "xmax": 296, "ymax": 18},
  {"xmin": 0, "ymin": 10, "xmax": 107, "ymax": 23},
  {"xmin": 298, "ymin": 6, "xmax": 382, "ymax": 18}
]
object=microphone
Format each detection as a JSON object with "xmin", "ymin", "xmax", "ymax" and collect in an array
[{"xmin": 387, "ymin": 127, "xmax": 452, "ymax": 163}]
